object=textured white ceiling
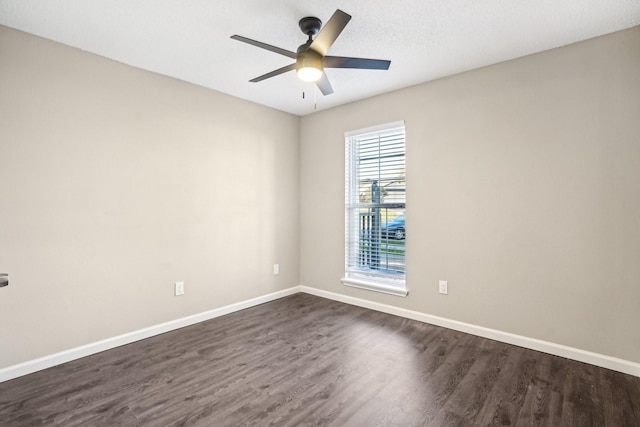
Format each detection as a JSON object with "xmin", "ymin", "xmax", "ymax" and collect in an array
[{"xmin": 1, "ymin": 1, "xmax": 639, "ymax": 116}]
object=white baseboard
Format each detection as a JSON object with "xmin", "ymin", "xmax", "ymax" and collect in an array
[
  {"xmin": 0, "ymin": 286, "xmax": 301, "ymax": 383},
  {"xmin": 300, "ymin": 285, "xmax": 640, "ymax": 378},
  {"xmin": 3, "ymin": 284, "xmax": 638, "ymax": 383}
]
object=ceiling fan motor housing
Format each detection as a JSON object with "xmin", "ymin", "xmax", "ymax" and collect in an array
[{"xmin": 296, "ymin": 48, "xmax": 323, "ymax": 67}]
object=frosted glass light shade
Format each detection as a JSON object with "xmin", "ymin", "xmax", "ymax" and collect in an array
[{"xmin": 297, "ymin": 67, "xmax": 323, "ymax": 82}]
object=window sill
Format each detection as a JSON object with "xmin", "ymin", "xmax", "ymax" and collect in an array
[{"xmin": 341, "ymin": 277, "xmax": 408, "ymax": 297}]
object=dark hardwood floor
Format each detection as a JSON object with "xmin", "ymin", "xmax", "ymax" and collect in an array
[{"xmin": 1, "ymin": 293, "xmax": 639, "ymax": 426}]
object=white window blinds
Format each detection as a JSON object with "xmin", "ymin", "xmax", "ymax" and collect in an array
[{"xmin": 343, "ymin": 121, "xmax": 407, "ymax": 296}]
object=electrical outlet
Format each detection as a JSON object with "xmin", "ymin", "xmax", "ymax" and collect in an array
[
  {"xmin": 273, "ymin": 264, "xmax": 280, "ymax": 275},
  {"xmin": 439, "ymin": 280, "xmax": 448, "ymax": 295},
  {"xmin": 175, "ymin": 281, "xmax": 185, "ymax": 296}
]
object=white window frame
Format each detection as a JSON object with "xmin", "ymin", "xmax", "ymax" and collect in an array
[{"xmin": 341, "ymin": 121, "xmax": 407, "ymax": 297}]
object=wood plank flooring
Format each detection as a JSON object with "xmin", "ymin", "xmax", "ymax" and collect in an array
[{"xmin": 1, "ymin": 293, "xmax": 639, "ymax": 426}]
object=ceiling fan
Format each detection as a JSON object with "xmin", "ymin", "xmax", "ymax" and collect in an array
[{"xmin": 231, "ymin": 9, "xmax": 391, "ymax": 96}]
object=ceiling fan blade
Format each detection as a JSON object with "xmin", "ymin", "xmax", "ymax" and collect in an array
[
  {"xmin": 231, "ymin": 35, "xmax": 297, "ymax": 59},
  {"xmin": 309, "ymin": 9, "xmax": 351, "ymax": 56},
  {"xmin": 249, "ymin": 64, "xmax": 296, "ymax": 82},
  {"xmin": 324, "ymin": 56, "xmax": 391, "ymax": 70},
  {"xmin": 316, "ymin": 73, "xmax": 334, "ymax": 96}
]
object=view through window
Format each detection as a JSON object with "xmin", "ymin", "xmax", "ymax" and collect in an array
[{"xmin": 343, "ymin": 121, "xmax": 406, "ymax": 296}]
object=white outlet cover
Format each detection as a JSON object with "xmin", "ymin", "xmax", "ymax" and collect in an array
[
  {"xmin": 273, "ymin": 264, "xmax": 280, "ymax": 275},
  {"xmin": 439, "ymin": 280, "xmax": 448, "ymax": 295},
  {"xmin": 175, "ymin": 281, "xmax": 185, "ymax": 296}
]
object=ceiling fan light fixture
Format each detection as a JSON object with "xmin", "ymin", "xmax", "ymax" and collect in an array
[
  {"xmin": 296, "ymin": 49, "xmax": 323, "ymax": 82},
  {"xmin": 297, "ymin": 66, "xmax": 323, "ymax": 82}
]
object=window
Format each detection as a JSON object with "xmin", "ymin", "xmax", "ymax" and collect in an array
[{"xmin": 342, "ymin": 121, "xmax": 407, "ymax": 297}]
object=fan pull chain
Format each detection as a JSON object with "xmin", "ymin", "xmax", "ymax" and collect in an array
[
  {"xmin": 301, "ymin": 83, "xmax": 318, "ymax": 110},
  {"xmin": 314, "ymin": 85, "xmax": 318, "ymax": 110}
]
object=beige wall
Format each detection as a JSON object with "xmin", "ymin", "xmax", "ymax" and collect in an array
[
  {"xmin": 0, "ymin": 26, "xmax": 300, "ymax": 368},
  {"xmin": 2, "ymin": 23, "xmax": 639, "ymax": 371},
  {"xmin": 300, "ymin": 27, "xmax": 640, "ymax": 363}
]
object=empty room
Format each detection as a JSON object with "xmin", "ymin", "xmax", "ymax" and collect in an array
[{"xmin": 1, "ymin": 1, "xmax": 639, "ymax": 426}]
